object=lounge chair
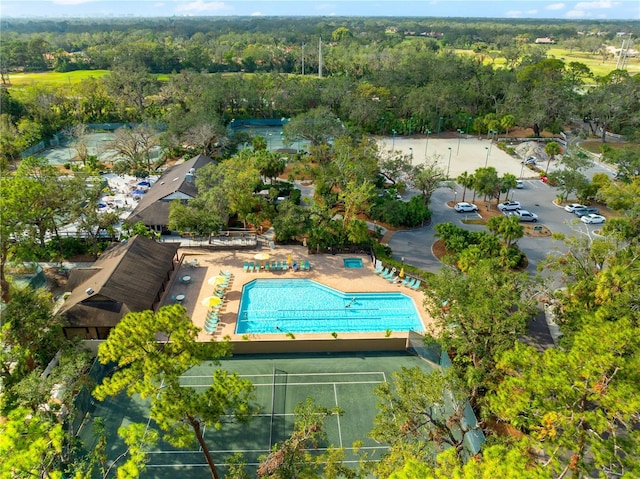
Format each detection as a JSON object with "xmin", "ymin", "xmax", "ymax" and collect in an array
[
  {"xmin": 304, "ymin": 260, "xmax": 311, "ymax": 270},
  {"xmin": 403, "ymin": 278, "xmax": 416, "ymax": 289},
  {"xmin": 400, "ymin": 276, "xmax": 412, "ymax": 286},
  {"xmin": 378, "ymin": 268, "xmax": 390, "ymax": 277},
  {"xmin": 410, "ymin": 280, "xmax": 422, "ymax": 290},
  {"xmin": 264, "ymin": 262, "xmax": 270, "ymax": 272},
  {"xmin": 299, "ymin": 260, "xmax": 307, "ymax": 271},
  {"xmin": 373, "ymin": 264, "xmax": 384, "ymax": 274},
  {"xmin": 280, "ymin": 261, "xmax": 287, "ymax": 271},
  {"xmin": 381, "ymin": 268, "xmax": 396, "ymax": 280},
  {"xmin": 248, "ymin": 261, "xmax": 256, "ymax": 272},
  {"xmin": 220, "ymin": 270, "xmax": 232, "ymax": 278},
  {"xmin": 243, "ymin": 261, "xmax": 249, "ymax": 272},
  {"xmin": 387, "ymin": 274, "xmax": 399, "ymax": 283}
]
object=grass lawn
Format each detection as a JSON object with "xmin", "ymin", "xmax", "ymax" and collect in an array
[{"xmin": 6, "ymin": 70, "xmax": 111, "ymax": 87}]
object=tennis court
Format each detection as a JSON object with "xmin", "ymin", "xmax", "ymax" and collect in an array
[{"xmin": 80, "ymin": 351, "xmax": 437, "ymax": 478}]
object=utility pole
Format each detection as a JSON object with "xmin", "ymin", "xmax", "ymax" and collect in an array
[{"xmin": 318, "ymin": 37, "xmax": 322, "ymax": 78}]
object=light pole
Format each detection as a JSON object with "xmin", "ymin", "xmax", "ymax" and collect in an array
[
  {"xmin": 437, "ymin": 116, "xmax": 444, "ymax": 137},
  {"xmin": 424, "ymin": 129, "xmax": 432, "ymax": 159},
  {"xmin": 391, "ymin": 129, "xmax": 397, "ymax": 151},
  {"xmin": 454, "ymin": 190, "xmax": 457, "ymax": 204},
  {"xmin": 447, "ymin": 147, "xmax": 452, "ymax": 179},
  {"xmin": 409, "ymin": 147, "xmax": 413, "ymax": 159},
  {"xmin": 466, "ymin": 116, "xmax": 472, "ymax": 134},
  {"xmin": 456, "ymin": 128, "xmax": 464, "ymax": 155},
  {"xmin": 489, "ymin": 129, "xmax": 497, "ymax": 153},
  {"xmin": 484, "ymin": 146, "xmax": 490, "ymax": 167}
]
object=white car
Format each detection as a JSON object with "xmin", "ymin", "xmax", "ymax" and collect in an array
[
  {"xmin": 516, "ymin": 180, "xmax": 524, "ymax": 189},
  {"xmin": 564, "ymin": 203, "xmax": 586, "ymax": 213},
  {"xmin": 580, "ymin": 214, "xmax": 606, "ymax": 224},
  {"xmin": 498, "ymin": 200, "xmax": 521, "ymax": 211},
  {"xmin": 454, "ymin": 202, "xmax": 479, "ymax": 213}
]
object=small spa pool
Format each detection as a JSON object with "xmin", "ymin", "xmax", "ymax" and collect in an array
[
  {"xmin": 236, "ymin": 279, "xmax": 424, "ymax": 335},
  {"xmin": 343, "ymin": 258, "xmax": 364, "ymax": 268}
]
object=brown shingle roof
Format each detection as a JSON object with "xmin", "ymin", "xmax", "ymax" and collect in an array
[
  {"xmin": 59, "ymin": 236, "xmax": 179, "ymax": 328},
  {"xmin": 126, "ymin": 154, "xmax": 215, "ymax": 226}
]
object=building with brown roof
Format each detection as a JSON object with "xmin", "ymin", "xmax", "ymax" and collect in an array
[
  {"xmin": 58, "ymin": 235, "xmax": 180, "ymax": 340},
  {"xmin": 126, "ymin": 154, "xmax": 215, "ymax": 233}
]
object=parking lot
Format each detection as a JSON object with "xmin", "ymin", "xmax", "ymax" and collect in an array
[{"xmin": 389, "ymin": 178, "xmax": 606, "ymax": 275}]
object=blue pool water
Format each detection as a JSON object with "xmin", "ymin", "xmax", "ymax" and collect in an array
[
  {"xmin": 236, "ymin": 279, "xmax": 424, "ymax": 334},
  {"xmin": 343, "ymin": 258, "xmax": 364, "ymax": 268}
]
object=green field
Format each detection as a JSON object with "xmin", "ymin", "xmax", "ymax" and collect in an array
[{"xmin": 6, "ymin": 70, "xmax": 111, "ymax": 87}]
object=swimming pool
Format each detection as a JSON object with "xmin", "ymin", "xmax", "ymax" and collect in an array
[
  {"xmin": 236, "ymin": 279, "xmax": 424, "ymax": 334},
  {"xmin": 343, "ymin": 258, "xmax": 364, "ymax": 268}
]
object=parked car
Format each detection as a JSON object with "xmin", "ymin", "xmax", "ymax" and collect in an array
[
  {"xmin": 581, "ymin": 214, "xmax": 606, "ymax": 224},
  {"xmin": 522, "ymin": 157, "xmax": 537, "ymax": 165},
  {"xmin": 564, "ymin": 203, "xmax": 586, "ymax": 213},
  {"xmin": 454, "ymin": 202, "xmax": 479, "ymax": 213},
  {"xmin": 505, "ymin": 210, "xmax": 538, "ymax": 222},
  {"xmin": 573, "ymin": 206, "xmax": 599, "ymax": 217},
  {"xmin": 498, "ymin": 200, "xmax": 521, "ymax": 211},
  {"xmin": 516, "ymin": 179, "xmax": 524, "ymax": 189}
]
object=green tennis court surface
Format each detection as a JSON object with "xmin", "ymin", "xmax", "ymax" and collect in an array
[{"xmin": 80, "ymin": 351, "xmax": 437, "ymax": 478}]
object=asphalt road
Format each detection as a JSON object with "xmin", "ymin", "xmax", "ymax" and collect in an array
[{"xmin": 389, "ymin": 179, "xmax": 604, "ymax": 277}]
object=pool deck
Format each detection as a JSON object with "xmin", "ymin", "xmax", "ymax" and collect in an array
[{"xmin": 162, "ymin": 245, "xmax": 434, "ymax": 343}]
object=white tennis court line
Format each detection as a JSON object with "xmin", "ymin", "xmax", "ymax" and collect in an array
[
  {"xmin": 143, "ymin": 373, "xmax": 391, "ymax": 468},
  {"xmin": 333, "ymin": 383, "xmax": 343, "ymax": 448}
]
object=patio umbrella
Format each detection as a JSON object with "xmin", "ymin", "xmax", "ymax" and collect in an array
[
  {"xmin": 399, "ymin": 267, "xmax": 405, "ymax": 279},
  {"xmin": 207, "ymin": 276, "xmax": 227, "ymax": 286},
  {"xmin": 287, "ymin": 254, "xmax": 293, "ymax": 266},
  {"xmin": 131, "ymin": 189, "xmax": 145, "ymax": 196},
  {"xmin": 137, "ymin": 181, "xmax": 151, "ymax": 187},
  {"xmin": 255, "ymin": 252, "xmax": 270, "ymax": 269},
  {"xmin": 201, "ymin": 296, "xmax": 222, "ymax": 308}
]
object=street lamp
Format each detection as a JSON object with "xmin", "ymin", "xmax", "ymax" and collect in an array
[
  {"xmin": 488, "ymin": 129, "xmax": 498, "ymax": 153},
  {"xmin": 425, "ymin": 129, "xmax": 432, "ymax": 159},
  {"xmin": 391, "ymin": 129, "xmax": 397, "ymax": 151},
  {"xmin": 447, "ymin": 147, "xmax": 452, "ymax": 178},
  {"xmin": 409, "ymin": 147, "xmax": 413, "ymax": 159},
  {"xmin": 466, "ymin": 116, "xmax": 472, "ymax": 135},
  {"xmin": 437, "ymin": 116, "xmax": 444, "ymax": 137},
  {"xmin": 484, "ymin": 146, "xmax": 490, "ymax": 167},
  {"xmin": 456, "ymin": 128, "xmax": 464, "ymax": 155},
  {"xmin": 454, "ymin": 190, "xmax": 457, "ymax": 204}
]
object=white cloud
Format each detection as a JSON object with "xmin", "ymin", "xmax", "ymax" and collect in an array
[
  {"xmin": 52, "ymin": 0, "xmax": 95, "ymax": 5},
  {"xmin": 505, "ymin": 10, "xmax": 524, "ymax": 17},
  {"xmin": 250, "ymin": 11, "xmax": 263, "ymax": 16},
  {"xmin": 527, "ymin": 9, "xmax": 538, "ymax": 14},
  {"xmin": 546, "ymin": 3, "xmax": 566, "ymax": 10},
  {"xmin": 574, "ymin": 1, "xmax": 615, "ymax": 9},
  {"xmin": 175, "ymin": 1, "xmax": 229, "ymax": 13},
  {"xmin": 566, "ymin": 9, "xmax": 587, "ymax": 17}
]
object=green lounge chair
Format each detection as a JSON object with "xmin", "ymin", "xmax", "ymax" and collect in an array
[
  {"xmin": 304, "ymin": 260, "xmax": 311, "ymax": 270},
  {"xmin": 243, "ymin": 261, "xmax": 249, "ymax": 272},
  {"xmin": 249, "ymin": 261, "xmax": 256, "ymax": 272},
  {"xmin": 403, "ymin": 278, "xmax": 416, "ymax": 288},
  {"xmin": 381, "ymin": 268, "xmax": 395, "ymax": 280},
  {"xmin": 271, "ymin": 260, "xmax": 278, "ymax": 271},
  {"xmin": 378, "ymin": 268, "xmax": 390, "ymax": 277},
  {"xmin": 264, "ymin": 262, "xmax": 270, "ymax": 272},
  {"xmin": 374, "ymin": 264, "xmax": 384, "ymax": 274},
  {"xmin": 400, "ymin": 276, "xmax": 412, "ymax": 286},
  {"xmin": 410, "ymin": 280, "xmax": 422, "ymax": 290}
]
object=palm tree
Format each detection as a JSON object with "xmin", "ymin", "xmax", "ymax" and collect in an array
[
  {"xmin": 544, "ymin": 141, "xmax": 562, "ymax": 175},
  {"xmin": 457, "ymin": 171, "xmax": 474, "ymax": 202}
]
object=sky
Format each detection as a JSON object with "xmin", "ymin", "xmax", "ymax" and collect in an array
[{"xmin": 1, "ymin": 0, "xmax": 639, "ymax": 20}]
